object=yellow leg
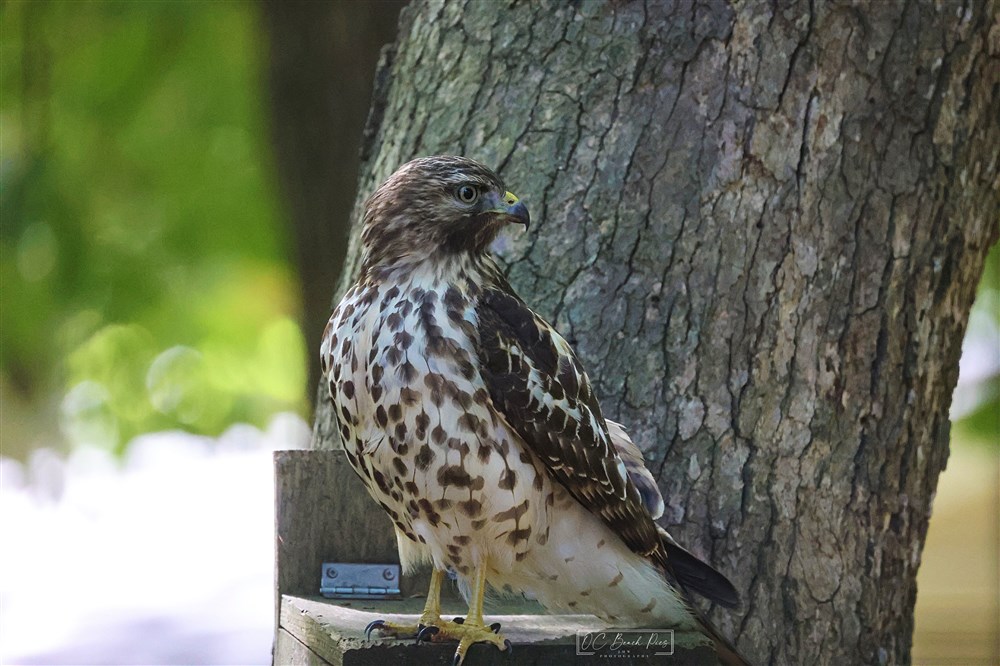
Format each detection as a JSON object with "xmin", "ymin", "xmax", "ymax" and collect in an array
[
  {"xmin": 465, "ymin": 564, "xmax": 488, "ymax": 625},
  {"xmin": 365, "ymin": 563, "xmax": 512, "ymax": 664},
  {"xmin": 419, "ymin": 561, "xmax": 512, "ymax": 665},
  {"xmin": 364, "ymin": 568, "xmax": 447, "ymax": 639},
  {"xmin": 418, "ymin": 568, "xmax": 444, "ymax": 626}
]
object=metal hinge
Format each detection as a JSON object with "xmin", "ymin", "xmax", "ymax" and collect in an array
[{"xmin": 320, "ymin": 563, "xmax": 402, "ymax": 600}]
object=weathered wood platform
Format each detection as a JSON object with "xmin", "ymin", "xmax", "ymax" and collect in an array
[
  {"xmin": 275, "ymin": 595, "xmax": 720, "ymax": 665},
  {"xmin": 273, "ymin": 450, "xmax": 722, "ymax": 665}
]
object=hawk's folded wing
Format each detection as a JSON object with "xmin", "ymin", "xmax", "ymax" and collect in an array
[{"xmin": 475, "ymin": 286, "xmax": 666, "ymax": 567}]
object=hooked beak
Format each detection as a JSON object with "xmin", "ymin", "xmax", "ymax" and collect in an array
[{"xmin": 484, "ymin": 190, "xmax": 530, "ymax": 230}]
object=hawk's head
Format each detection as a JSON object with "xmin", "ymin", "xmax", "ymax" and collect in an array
[{"xmin": 359, "ymin": 156, "xmax": 530, "ymax": 272}]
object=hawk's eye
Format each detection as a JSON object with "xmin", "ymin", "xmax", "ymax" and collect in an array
[{"xmin": 456, "ymin": 184, "xmax": 479, "ymax": 204}]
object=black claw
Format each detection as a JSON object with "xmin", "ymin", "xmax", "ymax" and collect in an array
[
  {"xmin": 452, "ymin": 616, "xmax": 465, "ymax": 624},
  {"xmin": 364, "ymin": 619, "xmax": 386, "ymax": 641},
  {"xmin": 490, "ymin": 622, "xmax": 502, "ymax": 634},
  {"xmin": 503, "ymin": 638, "xmax": 513, "ymax": 653},
  {"xmin": 451, "ymin": 652, "xmax": 463, "ymax": 666},
  {"xmin": 416, "ymin": 625, "xmax": 440, "ymax": 643}
]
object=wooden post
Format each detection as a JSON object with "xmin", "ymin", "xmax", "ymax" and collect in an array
[{"xmin": 274, "ymin": 450, "xmax": 432, "ymax": 625}]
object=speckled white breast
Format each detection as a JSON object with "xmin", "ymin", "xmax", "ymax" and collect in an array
[{"xmin": 322, "ymin": 264, "xmax": 551, "ymax": 579}]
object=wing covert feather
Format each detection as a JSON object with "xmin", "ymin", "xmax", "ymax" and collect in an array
[
  {"xmin": 475, "ymin": 287, "xmax": 665, "ymax": 566},
  {"xmin": 607, "ymin": 419, "xmax": 665, "ymax": 520}
]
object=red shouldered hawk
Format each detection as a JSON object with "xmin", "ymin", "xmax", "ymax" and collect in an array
[{"xmin": 321, "ymin": 156, "xmax": 750, "ymax": 665}]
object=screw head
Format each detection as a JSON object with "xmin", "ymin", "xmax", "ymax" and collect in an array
[
  {"xmin": 326, "ymin": 567, "xmax": 338, "ymax": 579},
  {"xmin": 382, "ymin": 568, "xmax": 396, "ymax": 580}
]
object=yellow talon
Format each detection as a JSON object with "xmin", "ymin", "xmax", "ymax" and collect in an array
[
  {"xmin": 365, "ymin": 568, "xmax": 447, "ymax": 640},
  {"xmin": 364, "ymin": 617, "xmax": 418, "ymax": 639},
  {"xmin": 416, "ymin": 618, "xmax": 511, "ymax": 665}
]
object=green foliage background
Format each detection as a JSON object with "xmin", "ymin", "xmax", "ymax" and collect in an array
[
  {"xmin": 954, "ymin": 241, "xmax": 1000, "ymax": 447},
  {"xmin": 1, "ymin": 2, "xmax": 306, "ymax": 457}
]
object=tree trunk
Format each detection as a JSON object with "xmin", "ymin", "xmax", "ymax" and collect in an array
[
  {"xmin": 311, "ymin": 1, "xmax": 1000, "ymax": 664},
  {"xmin": 261, "ymin": 0, "xmax": 405, "ymax": 405}
]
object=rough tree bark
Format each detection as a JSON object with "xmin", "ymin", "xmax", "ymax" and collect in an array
[{"xmin": 310, "ymin": 1, "xmax": 1000, "ymax": 664}]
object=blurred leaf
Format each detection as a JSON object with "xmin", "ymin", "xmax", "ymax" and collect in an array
[
  {"xmin": 953, "ymin": 376, "xmax": 999, "ymax": 445},
  {"xmin": 66, "ymin": 323, "xmax": 156, "ymax": 449},
  {"xmin": 1, "ymin": 1, "xmax": 304, "ymax": 454}
]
